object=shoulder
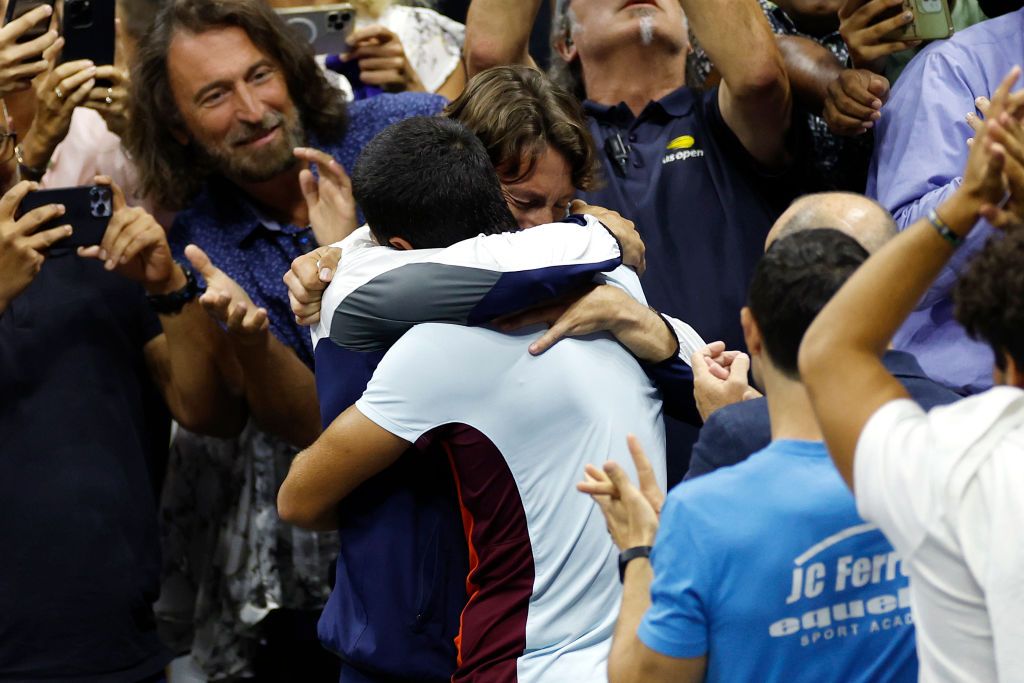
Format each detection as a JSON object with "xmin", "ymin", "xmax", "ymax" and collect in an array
[
  {"xmin": 667, "ymin": 445, "xmax": 772, "ymax": 519},
  {"xmin": 692, "ymin": 399, "xmax": 771, "ymax": 469},
  {"xmin": 347, "ymin": 93, "xmax": 447, "ymax": 132}
]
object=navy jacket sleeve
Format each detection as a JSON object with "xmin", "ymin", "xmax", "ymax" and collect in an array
[{"xmin": 685, "ymin": 398, "xmax": 772, "ymax": 480}]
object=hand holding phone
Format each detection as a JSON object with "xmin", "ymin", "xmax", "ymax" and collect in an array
[
  {"xmin": 0, "ymin": 1, "xmax": 58, "ymax": 94},
  {"xmin": 16, "ymin": 183, "xmax": 111, "ymax": 249},
  {"xmin": 0, "ymin": 180, "xmax": 72, "ymax": 311},
  {"xmin": 276, "ymin": 3, "xmax": 355, "ymax": 56},
  {"xmin": 839, "ymin": 0, "xmax": 923, "ymax": 71}
]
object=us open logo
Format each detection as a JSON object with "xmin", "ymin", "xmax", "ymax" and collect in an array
[{"xmin": 662, "ymin": 135, "xmax": 704, "ymax": 164}]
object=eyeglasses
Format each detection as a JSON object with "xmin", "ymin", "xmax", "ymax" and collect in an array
[{"xmin": 0, "ymin": 101, "xmax": 15, "ymax": 163}]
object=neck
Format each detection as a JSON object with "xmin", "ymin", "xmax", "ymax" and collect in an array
[
  {"xmin": 763, "ymin": 365, "xmax": 823, "ymax": 443},
  {"xmin": 236, "ymin": 164, "xmax": 308, "ymax": 227},
  {"xmin": 582, "ymin": 47, "xmax": 686, "ymax": 116}
]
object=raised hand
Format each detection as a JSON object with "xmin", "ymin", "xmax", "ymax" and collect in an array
[
  {"xmin": 344, "ymin": 25, "xmax": 424, "ymax": 92},
  {"xmin": 84, "ymin": 65, "xmax": 130, "ymax": 137},
  {"xmin": 0, "ymin": 180, "xmax": 70, "ymax": 312},
  {"xmin": 186, "ymin": 244, "xmax": 269, "ymax": 343},
  {"xmin": 690, "ymin": 341, "xmax": 761, "ymax": 421},
  {"xmin": 0, "ymin": 3, "xmax": 58, "ymax": 94},
  {"xmin": 838, "ymin": 0, "xmax": 921, "ymax": 72},
  {"xmin": 19, "ymin": 39, "xmax": 95, "ymax": 175},
  {"xmin": 284, "ymin": 245, "xmax": 342, "ymax": 326},
  {"xmin": 577, "ymin": 435, "xmax": 663, "ymax": 551},
  {"xmin": 76, "ymin": 177, "xmax": 178, "ymax": 291},
  {"xmin": 294, "ymin": 147, "xmax": 358, "ymax": 246}
]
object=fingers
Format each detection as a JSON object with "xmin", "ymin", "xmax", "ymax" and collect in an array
[
  {"xmin": 725, "ymin": 352, "xmax": 751, "ymax": 387},
  {"xmin": 317, "ymin": 245, "xmax": 342, "ymax": 280},
  {"xmin": 93, "ymin": 175, "xmax": 127, "ymax": 211},
  {"xmin": 346, "ymin": 24, "xmax": 397, "ymax": 46},
  {"xmin": 988, "ymin": 66, "xmax": 1021, "ymax": 121},
  {"xmin": 23, "ymin": 223, "xmax": 71, "ymax": 250},
  {"xmin": 9, "ymin": 28, "xmax": 58, "ymax": 63},
  {"xmin": 298, "ymin": 168, "xmax": 319, "ymax": 207},
  {"xmin": 528, "ymin": 315, "xmax": 571, "ymax": 355},
  {"xmin": 0, "ymin": 180, "xmax": 38, "ymax": 220},
  {"xmin": 225, "ymin": 300, "xmax": 269, "ymax": 335},
  {"xmin": 286, "ymin": 251, "xmax": 327, "ymax": 300},
  {"xmin": 496, "ymin": 303, "xmax": 563, "ymax": 332},
  {"xmin": 627, "ymin": 434, "xmax": 664, "ymax": 513},
  {"xmin": 0, "ymin": 3, "xmax": 53, "ymax": 42},
  {"xmin": 184, "ymin": 243, "xmax": 219, "ymax": 280},
  {"xmin": 40, "ymin": 35, "xmax": 63, "ymax": 64},
  {"xmin": 846, "ymin": 0, "xmax": 902, "ymax": 28},
  {"xmin": 4, "ymin": 58, "xmax": 49, "ymax": 84},
  {"xmin": 14, "ymin": 202, "xmax": 65, "ymax": 236},
  {"xmin": 199, "ymin": 288, "xmax": 231, "ymax": 323}
]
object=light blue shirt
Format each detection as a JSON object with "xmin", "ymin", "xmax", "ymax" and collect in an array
[
  {"xmin": 638, "ymin": 440, "xmax": 917, "ymax": 682},
  {"xmin": 867, "ymin": 10, "xmax": 1024, "ymax": 394}
]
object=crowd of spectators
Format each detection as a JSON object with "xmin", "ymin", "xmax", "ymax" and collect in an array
[{"xmin": 0, "ymin": 0, "xmax": 1022, "ymax": 681}]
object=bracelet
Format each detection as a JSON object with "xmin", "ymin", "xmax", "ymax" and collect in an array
[
  {"xmin": 618, "ymin": 545, "xmax": 653, "ymax": 583},
  {"xmin": 147, "ymin": 262, "xmax": 204, "ymax": 315},
  {"xmin": 14, "ymin": 144, "xmax": 46, "ymax": 181},
  {"xmin": 927, "ymin": 209, "xmax": 964, "ymax": 248}
]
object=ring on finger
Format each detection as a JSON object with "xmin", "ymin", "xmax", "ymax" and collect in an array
[
  {"xmin": 54, "ymin": 85, "xmax": 64, "ymax": 99},
  {"xmin": 104, "ymin": 87, "xmax": 113, "ymax": 105}
]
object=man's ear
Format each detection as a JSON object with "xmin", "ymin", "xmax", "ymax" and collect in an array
[
  {"xmin": 388, "ymin": 236, "xmax": 414, "ymax": 251},
  {"xmin": 740, "ymin": 307, "xmax": 762, "ymax": 357},
  {"xmin": 554, "ymin": 33, "xmax": 578, "ymax": 64}
]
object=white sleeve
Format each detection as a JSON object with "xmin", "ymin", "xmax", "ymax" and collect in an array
[
  {"xmin": 854, "ymin": 398, "xmax": 935, "ymax": 557},
  {"xmin": 354, "ymin": 327, "xmax": 457, "ymax": 443}
]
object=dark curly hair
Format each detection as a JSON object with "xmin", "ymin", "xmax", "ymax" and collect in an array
[
  {"xmin": 125, "ymin": 0, "xmax": 348, "ymax": 209},
  {"xmin": 955, "ymin": 227, "xmax": 1024, "ymax": 373}
]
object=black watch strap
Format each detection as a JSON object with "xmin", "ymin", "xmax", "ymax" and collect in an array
[
  {"xmin": 147, "ymin": 262, "xmax": 203, "ymax": 315},
  {"xmin": 619, "ymin": 545, "xmax": 653, "ymax": 583}
]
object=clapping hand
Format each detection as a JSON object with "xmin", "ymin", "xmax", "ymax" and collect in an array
[
  {"xmin": 187, "ymin": 244, "xmax": 269, "ymax": 344},
  {"xmin": 577, "ymin": 435, "xmax": 664, "ymax": 551},
  {"xmin": 294, "ymin": 146, "xmax": 358, "ymax": 246}
]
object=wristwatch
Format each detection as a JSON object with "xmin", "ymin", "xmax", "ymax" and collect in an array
[
  {"xmin": 15, "ymin": 144, "xmax": 46, "ymax": 182},
  {"xmin": 147, "ymin": 262, "xmax": 203, "ymax": 314},
  {"xmin": 619, "ymin": 545, "xmax": 653, "ymax": 583}
]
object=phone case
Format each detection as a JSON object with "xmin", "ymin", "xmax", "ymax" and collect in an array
[
  {"xmin": 4, "ymin": 0, "xmax": 56, "ymax": 45},
  {"xmin": 901, "ymin": 0, "xmax": 954, "ymax": 40},
  {"xmin": 60, "ymin": 0, "xmax": 115, "ymax": 67},
  {"xmin": 277, "ymin": 3, "xmax": 356, "ymax": 56},
  {"xmin": 16, "ymin": 185, "xmax": 113, "ymax": 250}
]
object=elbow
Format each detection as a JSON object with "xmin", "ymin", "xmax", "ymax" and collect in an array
[
  {"xmin": 734, "ymin": 60, "xmax": 789, "ymax": 102},
  {"xmin": 277, "ymin": 481, "xmax": 336, "ymax": 531},
  {"xmin": 464, "ymin": 33, "xmax": 512, "ymax": 76}
]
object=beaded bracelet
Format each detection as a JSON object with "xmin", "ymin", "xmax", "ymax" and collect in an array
[{"xmin": 927, "ymin": 209, "xmax": 964, "ymax": 248}]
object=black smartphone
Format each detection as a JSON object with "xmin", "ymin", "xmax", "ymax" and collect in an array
[
  {"xmin": 60, "ymin": 0, "xmax": 115, "ymax": 69},
  {"xmin": 15, "ymin": 185, "xmax": 113, "ymax": 250},
  {"xmin": 3, "ymin": 0, "xmax": 55, "ymax": 46}
]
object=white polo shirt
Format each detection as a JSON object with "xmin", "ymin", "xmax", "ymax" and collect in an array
[{"xmin": 854, "ymin": 386, "xmax": 1024, "ymax": 682}]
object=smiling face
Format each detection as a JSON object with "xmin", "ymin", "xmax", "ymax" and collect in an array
[
  {"xmin": 499, "ymin": 146, "xmax": 576, "ymax": 229},
  {"xmin": 166, "ymin": 25, "xmax": 304, "ymax": 184}
]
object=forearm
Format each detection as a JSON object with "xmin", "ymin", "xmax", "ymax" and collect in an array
[
  {"xmin": 465, "ymin": 0, "xmax": 540, "ymax": 76},
  {"xmin": 278, "ymin": 447, "xmax": 340, "ymax": 531},
  {"xmin": 233, "ymin": 334, "xmax": 322, "ymax": 448},
  {"xmin": 685, "ymin": 0, "xmax": 784, "ymax": 95},
  {"xmin": 612, "ymin": 305, "xmax": 677, "ymax": 363},
  {"xmin": 776, "ymin": 35, "xmax": 843, "ymax": 116},
  {"xmin": 608, "ymin": 560, "xmax": 654, "ymax": 683},
  {"xmin": 156, "ymin": 302, "xmax": 248, "ymax": 436}
]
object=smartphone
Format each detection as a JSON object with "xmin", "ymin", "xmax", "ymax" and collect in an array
[
  {"xmin": 276, "ymin": 3, "xmax": 356, "ymax": 56},
  {"xmin": 3, "ymin": 0, "xmax": 55, "ymax": 46},
  {"xmin": 60, "ymin": 0, "xmax": 115, "ymax": 68},
  {"xmin": 16, "ymin": 185, "xmax": 113, "ymax": 250},
  {"xmin": 892, "ymin": 0, "xmax": 954, "ymax": 40}
]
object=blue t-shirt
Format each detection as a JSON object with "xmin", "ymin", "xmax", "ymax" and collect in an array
[{"xmin": 638, "ymin": 440, "xmax": 917, "ymax": 682}]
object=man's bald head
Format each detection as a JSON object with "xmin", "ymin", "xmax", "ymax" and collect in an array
[{"xmin": 767, "ymin": 192, "xmax": 898, "ymax": 254}]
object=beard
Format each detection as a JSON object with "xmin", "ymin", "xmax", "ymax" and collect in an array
[{"xmin": 198, "ymin": 109, "xmax": 306, "ymax": 185}]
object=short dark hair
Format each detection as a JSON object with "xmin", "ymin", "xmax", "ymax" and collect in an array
[
  {"xmin": 955, "ymin": 227, "xmax": 1024, "ymax": 372},
  {"xmin": 748, "ymin": 229, "xmax": 869, "ymax": 378},
  {"xmin": 126, "ymin": 0, "xmax": 348, "ymax": 208},
  {"xmin": 444, "ymin": 66, "xmax": 599, "ymax": 191},
  {"xmin": 352, "ymin": 117, "xmax": 519, "ymax": 249}
]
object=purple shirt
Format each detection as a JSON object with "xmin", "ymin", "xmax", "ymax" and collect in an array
[{"xmin": 866, "ymin": 9, "xmax": 1024, "ymax": 394}]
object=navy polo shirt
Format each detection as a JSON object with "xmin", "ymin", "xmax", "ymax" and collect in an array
[
  {"xmin": 0, "ymin": 252, "xmax": 171, "ymax": 681},
  {"xmin": 582, "ymin": 86, "xmax": 796, "ymax": 481}
]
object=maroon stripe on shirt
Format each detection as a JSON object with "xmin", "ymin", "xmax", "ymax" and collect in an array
[{"xmin": 425, "ymin": 423, "xmax": 534, "ymax": 683}]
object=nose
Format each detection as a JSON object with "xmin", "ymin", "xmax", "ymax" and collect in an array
[{"xmin": 234, "ymin": 83, "xmax": 268, "ymax": 123}]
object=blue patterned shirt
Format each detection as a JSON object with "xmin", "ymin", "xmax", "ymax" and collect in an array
[{"xmin": 169, "ymin": 92, "xmax": 446, "ymax": 366}]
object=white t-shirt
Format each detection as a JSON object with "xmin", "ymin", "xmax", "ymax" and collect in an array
[
  {"xmin": 352, "ymin": 267, "xmax": 666, "ymax": 682},
  {"xmin": 855, "ymin": 386, "xmax": 1024, "ymax": 682}
]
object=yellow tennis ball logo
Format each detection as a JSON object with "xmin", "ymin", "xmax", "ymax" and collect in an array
[{"xmin": 666, "ymin": 135, "xmax": 695, "ymax": 150}]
